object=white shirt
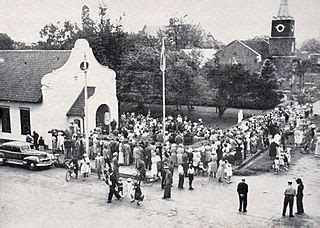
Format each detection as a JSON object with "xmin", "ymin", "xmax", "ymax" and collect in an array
[{"xmin": 178, "ymin": 165, "xmax": 184, "ymax": 175}]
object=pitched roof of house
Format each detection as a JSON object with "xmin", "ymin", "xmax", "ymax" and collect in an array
[
  {"xmin": 241, "ymin": 39, "xmax": 269, "ymax": 58},
  {"xmin": 215, "ymin": 38, "xmax": 269, "ymax": 59},
  {"xmin": 66, "ymin": 87, "xmax": 96, "ymax": 117},
  {"xmin": 0, "ymin": 50, "xmax": 71, "ymax": 103}
]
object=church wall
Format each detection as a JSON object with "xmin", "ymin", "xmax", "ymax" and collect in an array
[
  {"xmin": 215, "ymin": 41, "xmax": 262, "ymax": 73},
  {"xmin": 0, "ymin": 39, "xmax": 118, "ymax": 147},
  {"xmin": 0, "ymin": 101, "xmax": 40, "ymax": 142}
]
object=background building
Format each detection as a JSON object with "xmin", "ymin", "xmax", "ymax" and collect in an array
[{"xmin": 215, "ymin": 0, "xmax": 295, "ymax": 75}]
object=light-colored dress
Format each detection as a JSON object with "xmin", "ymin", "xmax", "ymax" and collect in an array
[
  {"xmin": 118, "ymin": 151, "xmax": 124, "ymax": 165},
  {"xmin": 151, "ymin": 155, "xmax": 161, "ymax": 176},
  {"xmin": 80, "ymin": 158, "xmax": 90, "ymax": 174},
  {"xmin": 216, "ymin": 160, "xmax": 225, "ymax": 179}
]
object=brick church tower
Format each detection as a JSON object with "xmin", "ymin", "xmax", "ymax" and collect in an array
[{"xmin": 269, "ymin": 0, "xmax": 296, "ymax": 75}]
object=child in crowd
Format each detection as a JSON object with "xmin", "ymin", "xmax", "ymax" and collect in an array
[
  {"xmin": 118, "ymin": 177, "xmax": 124, "ymax": 197},
  {"xmin": 198, "ymin": 162, "xmax": 208, "ymax": 176},
  {"xmin": 279, "ymin": 154, "xmax": 285, "ymax": 171},
  {"xmin": 273, "ymin": 156, "xmax": 280, "ymax": 175},
  {"xmin": 133, "ymin": 182, "xmax": 144, "ymax": 206},
  {"xmin": 225, "ymin": 161, "xmax": 233, "ymax": 184},
  {"xmin": 80, "ymin": 153, "xmax": 90, "ymax": 181}
]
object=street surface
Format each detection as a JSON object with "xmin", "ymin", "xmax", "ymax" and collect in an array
[
  {"xmin": 1, "ymin": 101, "xmax": 319, "ymax": 228},
  {"xmin": 1, "ymin": 154, "xmax": 320, "ymax": 227}
]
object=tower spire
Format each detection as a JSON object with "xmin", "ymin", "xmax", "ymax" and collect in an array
[{"xmin": 276, "ymin": 0, "xmax": 293, "ymax": 19}]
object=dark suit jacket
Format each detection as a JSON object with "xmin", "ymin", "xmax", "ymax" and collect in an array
[
  {"xmin": 237, "ymin": 182, "xmax": 248, "ymax": 195},
  {"xmin": 165, "ymin": 171, "xmax": 173, "ymax": 185},
  {"xmin": 297, "ymin": 183, "xmax": 304, "ymax": 196}
]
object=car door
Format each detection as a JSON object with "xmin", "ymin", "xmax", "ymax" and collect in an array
[{"xmin": 5, "ymin": 145, "xmax": 23, "ymax": 164}]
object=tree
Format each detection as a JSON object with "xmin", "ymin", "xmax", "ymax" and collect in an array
[
  {"xmin": 203, "ymin": 61, "xmax": 251, "ymax": 118},
  {"xmin": 203, "ymin": 58, "xmax": 282, "ymax": 118},
  {"xmin": 166, "ymin": 49, "xmax": 202, "ymax": 111},
  {"xmin": 37, "ymin": 21, "xmax": 79, "ymax": 50},
  {"xmin": 161, "ymin": 16, "xmax": 204, "ymax": 50},
  {"xmin": 283, "ymin": 58, "xmax": 312, "ymax": 104},
  {"xmin": 300, "ymin": 38, "xmax": 320, "ymax": 53},
  {"xmin": 258, "ymin": 59, "xmax": 281, "ymax": 105},
  {"xmin": 160, "ymin": 16, "xmax": 223, "ymax": 51},
  {"xmin": 117, "ymin": 42, "xmax": 161, "ymax": 112},
  {"xmin": 0, "ymin": 33, "xmax": 14, "ymax": 50}
]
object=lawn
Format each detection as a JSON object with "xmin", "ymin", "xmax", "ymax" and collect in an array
[
  {"xmin": 234, "ymin": 147, "xmax": 305, "ymax": 176},
  {"xmin": 120, "ymin": 102, "xmax": 267, "ymax": 130}
]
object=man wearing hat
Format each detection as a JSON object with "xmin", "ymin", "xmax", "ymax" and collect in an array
[
  {"xmin": 282, "ymin": 181, "xmax": 296, "ymax": 217},
  {"xmin": 295, "ymin": 178, "xmax": 304, "ymax": 215},
  {"xmin": 237, "ymin": 179, "xmax": 248, "ymax": 212},
  {"xmin": 163, "ymin": 165, "xmax": 172, "ymax": 199}
]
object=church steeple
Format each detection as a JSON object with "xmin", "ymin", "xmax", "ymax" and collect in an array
[
  {"xmin": 269, "ymin": 0, "xmax": 296, "ymax": 73},
  {"xmin": 274, "ymin": 0, "xmax": 293, "ymax": 20}
]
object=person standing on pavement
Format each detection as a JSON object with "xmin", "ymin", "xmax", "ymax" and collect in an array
[
  {"xmin": 106, "ymin": 169, "xmax": 122, "ymax": 203},
  {"xmin": 95, "ymin": 152, "xmax": 105, "ymax": 180},
  {"xmin": 178, "ymin": 163, "xmax": 184, "ymax": 189},
  {"xmin": 187, "ymin": 164, "xmax": 195, "ymax": 190},
  {"xmin": 163, "ymin": 166, "xmax": 172, "ymax": 199},
  {"xmin": 282, "ymin": 181, "xmax": 296, "ymax": 217},
  {"xmin": 237, "ymin": 179, "xmax": 248, "ymax": 212},
  {"xmin": 32, "ymin": 131, "xmax": 39, "ymax": 150},
  {"xmin": 295, "ymin": 178, "xmax": 304, "ymax": 215},
  {"xmin": 137, "ymin": 158, "xmax": 146, "ymax": 184}
]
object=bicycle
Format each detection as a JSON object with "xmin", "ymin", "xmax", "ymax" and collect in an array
[
  {"xmin": 65, "ymin": 163, "xmax": 77, "ymax": 182},
  {"xmin": 133, "ymin": 170, "xmax": 159, "ymax": 186}
]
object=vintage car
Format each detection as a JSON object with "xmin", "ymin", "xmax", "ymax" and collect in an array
[{"xmin": 0, "ymin": 141, "xmax": 55, "ymax": 170}]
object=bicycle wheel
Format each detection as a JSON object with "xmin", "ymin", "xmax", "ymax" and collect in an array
[{"xmin": 65, "ymin": 171, "xmax": 72, "ymax": 182}]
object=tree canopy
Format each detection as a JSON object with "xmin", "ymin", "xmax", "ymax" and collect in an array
[
  {"xmin": 0, "ymin": 33, "xmax": 14, "ymax": 50},
  {"xmin": 299, "ymin": 38, "xmax": 320, "ymax": 53}
]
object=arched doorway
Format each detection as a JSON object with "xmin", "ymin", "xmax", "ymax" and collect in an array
[{"xmin": 96, "ymin": 104, "xmax": 110, "ymax": 134}]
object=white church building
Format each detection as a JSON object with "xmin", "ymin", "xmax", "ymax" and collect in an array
[{"xmin": 0, "ymin": 39, "xmax": 118, "ymax": 147}]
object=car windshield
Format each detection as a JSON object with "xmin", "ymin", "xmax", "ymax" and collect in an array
[{"xmin": 20, "ymin": 145, "xmax": 31, "ymax": 153}]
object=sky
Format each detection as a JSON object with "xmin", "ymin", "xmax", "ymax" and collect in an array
[{"xmin": 0, "ymin": 0, "xmax": 319, "ymax": 46}]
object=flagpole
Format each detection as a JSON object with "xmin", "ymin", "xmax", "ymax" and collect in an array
[
  {"xmin": 84, "ymin": 53, "xmax": 89, "ymax": 155},
  {"xmin": 160, "ymin": 38, "xmax": 166, "ymax": 149},
  {"xmin": 162, "ymin": 67, "xmax": 166, "ymax": 147}
]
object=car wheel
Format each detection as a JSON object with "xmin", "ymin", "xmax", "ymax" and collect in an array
[{"xmin": 28, "ymin": 162, "xmax": 36, "ymax": 170}]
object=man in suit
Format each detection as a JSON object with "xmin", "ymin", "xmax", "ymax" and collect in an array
[
  {"xmin": 106, "ymin": 170, "xmax": 122, "ymax": 203},
  {"xmin": 295, "ymin": 178, "xmax": 304, "ymax": 214},
  {"xmin": 163, "ymin": 166, "xmax": 172, "ymax": 199},
  {"xmin": 282, "ymin": 181, "xmax": 296, "ymax": 217},
  {"xmin": 237, "ymin": 179, "xmax": 248, "ymax": 212}
]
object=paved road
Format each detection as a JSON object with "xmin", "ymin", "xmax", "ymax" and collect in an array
[{"xmin": 1, "ymin": 153, "xmax": 320, "ymax": 228}]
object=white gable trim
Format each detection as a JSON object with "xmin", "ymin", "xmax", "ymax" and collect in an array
[{"xmin": 237, "ymin": 40, "xmax": 261, "ymax": 57}]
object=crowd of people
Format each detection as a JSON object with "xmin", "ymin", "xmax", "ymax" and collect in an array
[{"xmin": 27, "ymin": 100, "xmax": 316, "ymax": 207}]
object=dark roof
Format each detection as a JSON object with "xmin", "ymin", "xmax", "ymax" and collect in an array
[
  {"xmin": 66, "ymin": 87, "xmax": 96, "ymax": 117},
  {"xmin": 241, "ymin": 39, "xmax": 269, "ymax": 58},
  {"xmin": 0, "ymin": 50, "xmax": 71, "ymax": 103}
]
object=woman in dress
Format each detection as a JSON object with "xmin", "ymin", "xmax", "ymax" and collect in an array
[
  {"xmin": 224, "ymin": 160, "xmax": 233, "ymax": 184},
  {"xmin": 170, "ymin": 144, "xmax": 177, "ymax": 167},
  {"xmin": 118, "ymin": 147, "xmax": 124, "ymax": 165},
  {"xmin": 216, "ymin": 159, "xmax": 225, "ymax": 183},
  {"xmin": 151, "ymin": 152, "xmax": 161, "ymax": 179},
  {"xmin": 209, "ymin": 153, "xmax": 218, "ymax": 178}
]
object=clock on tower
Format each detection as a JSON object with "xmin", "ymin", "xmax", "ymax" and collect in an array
[{"xmin": 269, "ymin": 0, "xmax": 295, "ymax": 57}]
